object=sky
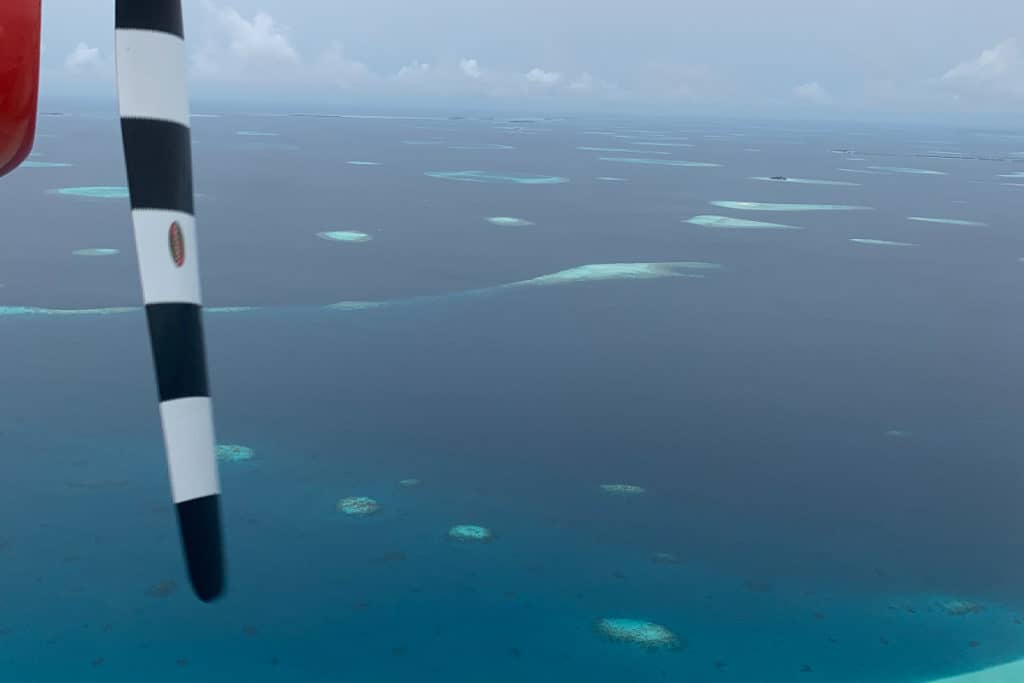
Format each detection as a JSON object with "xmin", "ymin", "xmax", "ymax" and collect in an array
[{"xmin": 37, "ymin": 0, "xmax": 1024, "ymax": 121}]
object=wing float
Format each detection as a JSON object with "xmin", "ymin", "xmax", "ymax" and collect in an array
[
  {"xmin": 115, "ymin": 1, "xmax": 226, "ymax": 602},
  {"xmin": 0, "ymin": 0, "xmax": 40, "ymax": 176}
]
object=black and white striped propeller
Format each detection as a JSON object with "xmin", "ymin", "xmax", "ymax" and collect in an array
[{"xmin": 114, "ymin": 2, "xmax": 225, "ymax": 602}]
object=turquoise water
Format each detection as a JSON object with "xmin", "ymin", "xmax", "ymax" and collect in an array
[{"xmin": 3, "ymin": 107, "xmax": 1024, "ymax": 681}]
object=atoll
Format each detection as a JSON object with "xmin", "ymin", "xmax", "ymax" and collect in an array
[
  {"xmin": 337, "ymin": 496, "xmax": 381, "ymax": 516},
  {"xmin": 425, "ymin": 170, "xmax": 568, "ymax": 184},
  {"xmin": 317, "ymin": 230, "xmax": 372, "ymax": 243},
  {"xmin": 600, "ymin": 484, "xmax": 646, "ymax": 496},
  {"xmin": 448, "ymin": 524, "xmax": 493, "ymax": 542},
  {"xmin": 711, "ymin": 200, "xmax": 871, "ymax": 212},
  {"xmin": 72, "ymin": 248, "xmax": 120, "ymax": 256},
  {"xmin": 686, "ymin": 215, "xmax": 801, "ymax": 230},
  {"xmin": 594, "ymin": 618, "xmax": 681, "ymax": 650},
  {"xmin": 486, "ymin": 216, "xmax": 534, "ymax": 227},
  {"xmin": 216, "ymin": 444, "xmax": 254, "ymax": 463}
]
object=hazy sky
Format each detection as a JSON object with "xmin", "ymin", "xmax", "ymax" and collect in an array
[{"xmin": 38, "ymin": 0, "xmax": 1024, "ymax": 119}]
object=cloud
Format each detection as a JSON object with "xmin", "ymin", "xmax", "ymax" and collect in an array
[
  {"xmin": 525, "ymin": 68, "xmax": 562, "ymax": 86},
  {"xmin": 64, "ymin": 42, "xmax": 101, "ymax": 72},
  {"xmin": 185, "ymin": 3, "xmax": 620, "ymax": 105},
  {"xmin": 313, "ymin": 41, "xmax": 372, "ymax": 87},
  {"xmin": 459, "ymin": 58, "xmax": 482, "ymax": 80},
  {"xmin": 191, "ymin": 4, "xmax": 300, "ymax": 81},
  {"xmin": 793, "ymin": 81, "xmax": 831, "ymax": 104},
  {"xmin": 939, "ymin": 38, "xmax": 1024, "ymax": 100}
]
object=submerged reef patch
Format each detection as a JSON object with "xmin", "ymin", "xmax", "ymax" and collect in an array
[
  {"xmin": 346, "ymin": 160, "xmax": 381, "ymax": 166},
  {"xmin": 235, "ymin": 130, "xmax": 279, "ymax": 136},
  {"xmin": 850, "ymin": 238, "xmax": 916, "ymax": 247},
  {"xmin": 936, "ymin": 599, "xmax": 985, "ymax": 616},
  {"xmin": 596, "ymin": 176, "xmax": 627, "ymax": 181},
  {"xmin": 0, "ymin": 305, "xmax": 137, "ymax": 317},
  {"xmin": 711, "ymin": 200, "xmax": 871, "ymax": 212},
  {"xmin": 686, "ymin": 215, "xmax": 802, "ymax": 230},
  {"xmin": 838, "ymin": 168, "xmax": 890, "ymax": 175},
  {"xmin": 907, "ymin": 216, "xmax": 987, "ymax": 227},
  {"xmin": 72, "ymin": 248, "xmax": 120, "ymax": 256},
  {"xmin": 425, "ymin": 170, "xmax": 567, "ymax": 184},
  {"xmin": 599, "ymin": 157, "xmax": 720, "ymax": 168},
  {"xmin": 600, "ymin": 483, "xmax": 646, "ymax": 496},
  {"xmin": 449, "ymin": 144, "xmax": 515, "ymax": 150},
  {"xmin": 511, "ymin": 262, "xmax": 718, "ymax": 288},
  {"xmin": 594, "ymin": 618, "xmax": 681, "ymax": 650},
  {"xmin": 337, "ymin": 496, "xmax": 381, "ymax": 516},
  {"xmin": 399, "ymin": 478, "xmax": 421, "ymax": 488},
  {"xmin": 577, "ymin": 146, "xmax": 670, "ymax": 154},
  {"xmin": 867, "ymin": 166, "xmax": 946, "ymax": 175},
  {"xmin": 448, "ymin": 524, "xmax": 493, "ymax": 542},
  {"xmin": 21, "ymin": 161, "xmax": 72, "ymax": 168},
  {"xmin": 486, "ymin": 216, "xmax": 534, "ymax": 227},
  {"xmin": 216, "ymin": 444, "xmax": 254, "ymax": 463},
  {"xmin": 53, "ymin": 186, "xmax": 129, "ymax": 199},
  {"xmin": 317, "ymin": 230, "xmax": 372, "ymax": 243},
  {"xmin": 750, "ymin": 176, "xmax": 859, "ymax": 186}
]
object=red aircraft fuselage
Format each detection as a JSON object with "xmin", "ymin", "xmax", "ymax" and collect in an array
[{"xmin": 0, "ymin": 0, "xmax": 41, "ymax": 177}]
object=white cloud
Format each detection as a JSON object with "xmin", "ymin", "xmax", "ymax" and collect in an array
[
  {"xmin": 525, "ymin": 68, "xmax": 562, "ymax": 86},
  {"xmin": 459, "ymin": 58, "xmax": 482, "ymax": 80},
  {"xmin": 191, "ymin": 4, "xmax": 300, "ymax": 81},
  {"xmin": 395, "ymin": 60, "xmax": 430, "ymax": 81},
  {"xmin": 793, "ymin": 81, "xmax": 831, "ymax": 104},
  {"xmin": 64, "ymin": 42, "xmax": 100, "ymax": 72},
  {"xmin": 940, "ymin": 39, "xmax": 1024, "ymax": 100},
  {"xmin": 313, "ymin": 41, "xmax": 372, "ymax": 87}
]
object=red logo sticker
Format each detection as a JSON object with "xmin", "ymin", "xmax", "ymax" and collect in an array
[{"xmin": 169, "ymin": 221, "xmax": 185, "ymax": 267}]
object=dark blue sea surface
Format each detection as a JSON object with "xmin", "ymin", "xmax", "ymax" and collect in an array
[{"xmin": 1, "ymin": 106, "xmax": 1023, "ymax": 681}]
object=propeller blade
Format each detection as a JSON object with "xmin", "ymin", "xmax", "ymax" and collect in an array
[{"xmin": 114, "ymin": 1, "xmax": 225, "ymax": 602}]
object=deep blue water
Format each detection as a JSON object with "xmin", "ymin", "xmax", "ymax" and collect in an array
[{"xmin": 1, "ymin": 106, "xmax": 1023, "ymax": 681}]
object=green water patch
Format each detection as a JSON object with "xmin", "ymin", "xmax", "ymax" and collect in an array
[
  {"xmin": 336, "ymin": 496, "xmax": 380, "ymax": 516},
  {"xmin": 326, "ymin": 261, "xmax": 719, "ymax": 312},
  {"xmin": 594, "ymin": 618, "xmax": 681, "ymax": 650},
  {"xmin": 425, "ymin": 170, "xmax": 568, "ymax": 184},
  {"xmin": 867, "ymin": 166, "xmax": 946, "ymax": 175},
  {"xmin": 686, "ymin": 215, "xmax": 802, "ymax": 230},
  {"xmin": 72, "ymin": 248, "xmax": 120, "ymax": 256},
  {"xmin": 600, "ymin": 157, "xmax": 719, "ymax": 168},
  {"xmin": 599, "ymin": 483, "xmax": 646, "ymax": 496},
  {"xmin": 838, "ymin": 168, "xmax": 890, "ymax": 175},
  {"xmin": 0, "ymin": 306, "xmax": 137, "ymax": 317},
  {"xmin": 632, "ymin": 141, "xmax": 694, "ymax": 147},
  {"xmin": 449, "ymin": 144, "xmax": 515, "ymax": 150},
  {"xmin": 510, "ymin": 262, "xmax": 718, "ymax": 288},
  {"xmin": 346, "ymin": 160, "xmax": 381, "ymax": 166},
  {"xmin": 850, "ymin": 238, "xmax": 916, "ymax": 247},
  {"xmin": 576, "ymin": 146, "xmax": 670, "ymax": 155},
  {"xmin": 485, "ymin": 216, "xmax": 534, "ymax": 227},
  {"xmin": 750, "ymin": 176, "xmax": 859, "ymax": 186},
  {"xmin": 207, "ymin": 306, "xmax": 260, "ymax": 314},
  {"xmin": 216, "ymin": 444, "xmax": 254, "ymax": 463},
  {"xmin": 317, "ymin": 231, "xmax": 371, "ymax": 243},
  {"xmin": 448, "ymin": 524, "xmax": 494, "ymax": 542},
  {"xmin": 52, "ymin": 186, "xmax": 129, "ymax": 199},
  {"xmin": 21, "ymin": 161, "xmax": 72, "ymax": 168},
  {"xmin": 908, "ymin": 217, "xmax": 988, "ymax": 227},
  {"xmin": 711, "ymin": 201, "xmax": 871, "ymax": 212}
]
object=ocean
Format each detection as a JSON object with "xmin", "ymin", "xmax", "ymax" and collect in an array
[{"xmin": 0, "ymin": 104, "xmax": 1023, "ymax": 681}]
